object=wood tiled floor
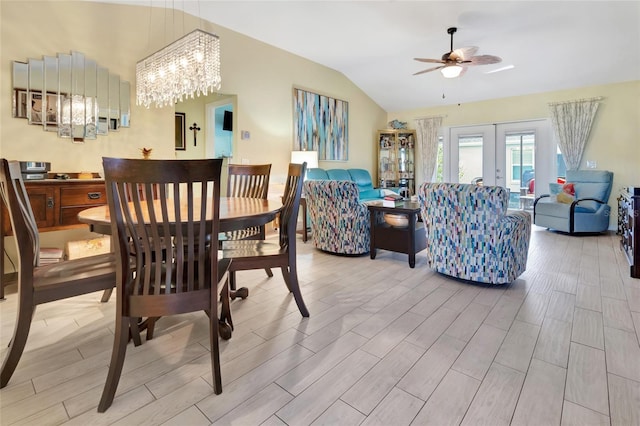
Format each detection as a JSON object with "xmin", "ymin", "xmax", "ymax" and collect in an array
[{"xmin": 1, "ymin": 226, "xmax": 639, "ymax": 425}]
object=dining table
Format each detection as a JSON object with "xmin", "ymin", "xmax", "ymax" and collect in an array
[{"xmin": 77, "ymin": 197, "xmax": 282, "ymax": 235}]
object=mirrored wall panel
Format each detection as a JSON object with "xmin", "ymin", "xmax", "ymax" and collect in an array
[{"xmin": 12, "ymin": 51, "xmax": 130, "ymax": 142}]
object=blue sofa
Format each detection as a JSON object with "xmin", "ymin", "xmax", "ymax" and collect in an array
[{"xmin": 307, "ymin": 168, "xmax": 393, "ymax": 201}]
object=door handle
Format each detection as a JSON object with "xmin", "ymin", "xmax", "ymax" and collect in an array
[{"xmin": 47, "ymin": 197, "xmax": 54, "ymax": 208}]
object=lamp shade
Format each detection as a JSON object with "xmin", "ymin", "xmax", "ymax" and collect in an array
[
  {"xmin": 291, "ymin": 150, "xmax": 318, "ymax": 169},
  {"xmin": 441, "ymin": 65, "xmax": 463, "ymax": 78}
]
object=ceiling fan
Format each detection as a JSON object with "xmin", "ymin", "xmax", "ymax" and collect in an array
[{"xmin": 414, "ymin": 27, "xmax": 502, "ymax": 78}]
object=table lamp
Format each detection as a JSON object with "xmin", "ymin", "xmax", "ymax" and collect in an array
[{"xmin": 290, "ymin": 150, "xmax": 318, "ymax": 171}]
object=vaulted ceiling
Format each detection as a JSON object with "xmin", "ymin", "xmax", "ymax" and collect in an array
[{"xmin": 92, "ymin": 1, "xmax": 640, "ymax": 112}]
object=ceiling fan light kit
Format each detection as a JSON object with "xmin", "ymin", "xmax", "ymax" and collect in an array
[
  {"xmin": 441, "ymin": 65, "xmax": 463, "ymax": 78},
  {"xmin": 414, "ymin": 26, "xmax": 502, "ymax": 79}
]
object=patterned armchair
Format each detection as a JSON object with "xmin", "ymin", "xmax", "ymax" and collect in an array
[
  {"xmin": 303, "ymin": 180, "xmax": 370, "ymax": 255},
  {"xmin": 418, "ymin": 183, "xmax": 532, "ymax": 284}
]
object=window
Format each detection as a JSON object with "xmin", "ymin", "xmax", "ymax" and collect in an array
[
  {"xmin": 506, "ymin": 133, "xmax": 534, "ymax": 185},
  {"xmin": 510, "ymin": 148, "xmax": 534, "ymax": 182},
  {"xmin": 556, "ymin": 147, "xmax": 567, "ymax": 178},
  {"xmin": 457, "ymin": 135, "xmax": 483, "ymax": 183}
]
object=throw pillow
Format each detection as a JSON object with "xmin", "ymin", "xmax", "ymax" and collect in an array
[
  {"xmin": 549, "ymin": 183, "xmax": 562, "ymax": 202},
  {"xmin": 556, "ymin": 182, "xmax": 576, "ymax": 204},
  {"xmin": 562, "ymin": 182, "xmax": 575, "ymax": 196}
]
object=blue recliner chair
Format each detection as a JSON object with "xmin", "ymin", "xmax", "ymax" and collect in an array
[{"xmin": 533, "ymin": 170, "xmax": 613, "ymax": 234}]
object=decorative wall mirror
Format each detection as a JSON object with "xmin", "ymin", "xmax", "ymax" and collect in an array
[{"xmin": 12, "ymin": 51, "xmax": 130, "ymax": 142}]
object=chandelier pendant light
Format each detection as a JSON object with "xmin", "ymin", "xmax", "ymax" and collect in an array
[{"xmin": 136, "ymin": 29, "xmax": 221, "ymax": 108}]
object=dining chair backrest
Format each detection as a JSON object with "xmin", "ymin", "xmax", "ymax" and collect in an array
[
  {"xmin": 0, "ymin": 160, "xmax": 40, "ymax": 272},
  {"xmin": 279, "ymin": 162, "xmax": 306, "ymax": 250},
  {"xmin": 224, "ymin": 164, "xmax": 272, "ymax": 246},
  {"xmin": 227, "ymin": 163, "xmax": 271, "ymax": 199},
  {"xmin": 102, "ymin": 157, "xmax": 224, "ymax": 315},
  {"xmin": 124, "ymin": 182, "xmax": 162, "ymax": 202}
]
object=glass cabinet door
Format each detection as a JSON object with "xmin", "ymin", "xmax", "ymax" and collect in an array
[
  {"xmin": 397, "ymin": 131, "xmax": 415, "ymax": 195},
  {"xmin": 378, "ymin": 131, "xmax": 397, "ymax": 188}
]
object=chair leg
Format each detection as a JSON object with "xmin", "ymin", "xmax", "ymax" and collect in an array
[
  {"xmin": 219, "ymin": 281, "xmax": 233, "ymax": 332},
  {"xmin": 229, "ymin": 271, "xmax": 237, "ymax": 291},
  {"xmin": 100, "ymin": 288, "xmax": 113, "ymax": 303},
  {"xmin": 0, "ymin": 303, "xmax": 35, "ymax": 388},
  {"xmin": 283, "ymin": 265, "xmax": 309, "ymax": 318},
  {"xmin": 264, "ymin": 268, "xmax": 273, "ymax": 278},
  {"xmin": 97, "ymin": 315, "xmax": 130, "ymax": 412},
  {"xmin": 129, "ymin": 318, "xmax": 143, "ymax": 347},
  {"xmin": 281, "ymin": 266, "xmax": 292, "ymax": 292},
  {"xmin": 145, "ymin": 317, "xmax": 158, "ymax": 341},
  {"xmin": 209, "ymin": 294, "xmax": 223, "ymax": 395}
]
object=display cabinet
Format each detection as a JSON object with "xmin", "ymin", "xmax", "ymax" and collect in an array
[
  {"xmin": 619, "ymin": 186, "xmax": 639, "ymax": 278},
  {"xmin": 377, "ymin": 129, "xmax": 416, "ymax": 196}
]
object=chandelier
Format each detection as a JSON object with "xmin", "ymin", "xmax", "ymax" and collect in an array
[{"xmin": 136, "ymin": 29, "xmax": 221, "ymax": 108}]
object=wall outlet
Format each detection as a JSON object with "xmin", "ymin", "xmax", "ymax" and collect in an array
[
  {"xmin": 241, "ymin": 130, "xmax": 250, "ymax": 140},
  {"xmin": 586, "ymin": 160, "xmax": 597, "ymax": 169}
]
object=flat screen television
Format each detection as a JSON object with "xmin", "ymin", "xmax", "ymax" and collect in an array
[{"xmin": 222, "ymin": 110, "xmax": 232, "ymax": 131}]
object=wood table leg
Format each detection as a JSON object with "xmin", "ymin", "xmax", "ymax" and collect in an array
[
  {"xmin": 301, "ymin": 197, "xmax": 308, "ymax": 243},
  {"xmin": 408, "ymin": 211, "xmax": 417, "ymax": 268}
]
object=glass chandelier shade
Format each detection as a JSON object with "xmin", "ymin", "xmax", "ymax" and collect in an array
[
  {"xmin": 441, "ymin": 65, "xmax": 463, "ymax": 78},
  {"xmin": 136, "ymin": 29, "xmax": 221, "ymax": 108}
]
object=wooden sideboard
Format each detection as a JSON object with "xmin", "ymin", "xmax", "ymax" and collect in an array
[{"xmin": 1, "ymin": 179, "xmax": 107, "ymax": 298}]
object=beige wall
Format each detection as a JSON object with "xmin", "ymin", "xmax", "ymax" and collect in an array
[{"xmin": 0, "ymin": 0, "xmax": 386, "ymax": 270}]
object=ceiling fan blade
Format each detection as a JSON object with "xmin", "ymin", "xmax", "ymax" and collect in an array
[
  {"xmin": 468, "ymin": 55, "xmax": 502, "ymax": 66},
  {"xmin": 413, "ymin": 65, "xmax": 445, "ymax": 76},
  {"xmin": 450, "ymin": 46, "xmax": 478, "ymax": 61},
  {"xmin": 485, "ymin": 64, "xmax": 515, "ymax": 74},
  {"xmin": 414, "ymin": 58, "xmax": 445, "ymax": 64}
]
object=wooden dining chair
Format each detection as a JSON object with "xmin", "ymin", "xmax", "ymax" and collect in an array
[
  {"xmin": 98, "ymin": 157, "xmax": 233, "ymax": 412},
  {"xmin": 226, "ymin": 164, "xmax": 272, "ymax": 239},
  {"xmin": 0, "ymin": 158, "xmax": 116, "ymax": 389},
  {"xmin": 222, "ymin": 162, "xmax": 309, "ymax": 317},
  {"xmin": 225, "ymin": 163, "xmax": 273, "ymax": 282}
]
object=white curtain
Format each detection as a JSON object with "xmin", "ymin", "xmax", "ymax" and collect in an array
[
  {"xmin": 548, "ymin": 97, "xmax": 601, "ymax": 171},
  {"xmin": 415, "ymin": 116, "xmax": 443, "ymax": 182}
]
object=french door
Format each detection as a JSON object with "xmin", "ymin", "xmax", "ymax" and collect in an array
[
  {"xmin": 449, "ymin": 125, "xmax": 496, "ymax": 186},
  {"xmin": 447, "ymin": 120, "xmax": 554, "ymax": 209}
]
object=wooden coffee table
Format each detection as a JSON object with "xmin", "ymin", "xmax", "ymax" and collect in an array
[{"xmin": 367, "ymin": 200, "xmax": 427, "ymax": 268}]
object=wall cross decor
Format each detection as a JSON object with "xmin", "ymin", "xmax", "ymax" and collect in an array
[{"xmin": 189, "ymin": 122, "xmax": 201, "ymax": 146}]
